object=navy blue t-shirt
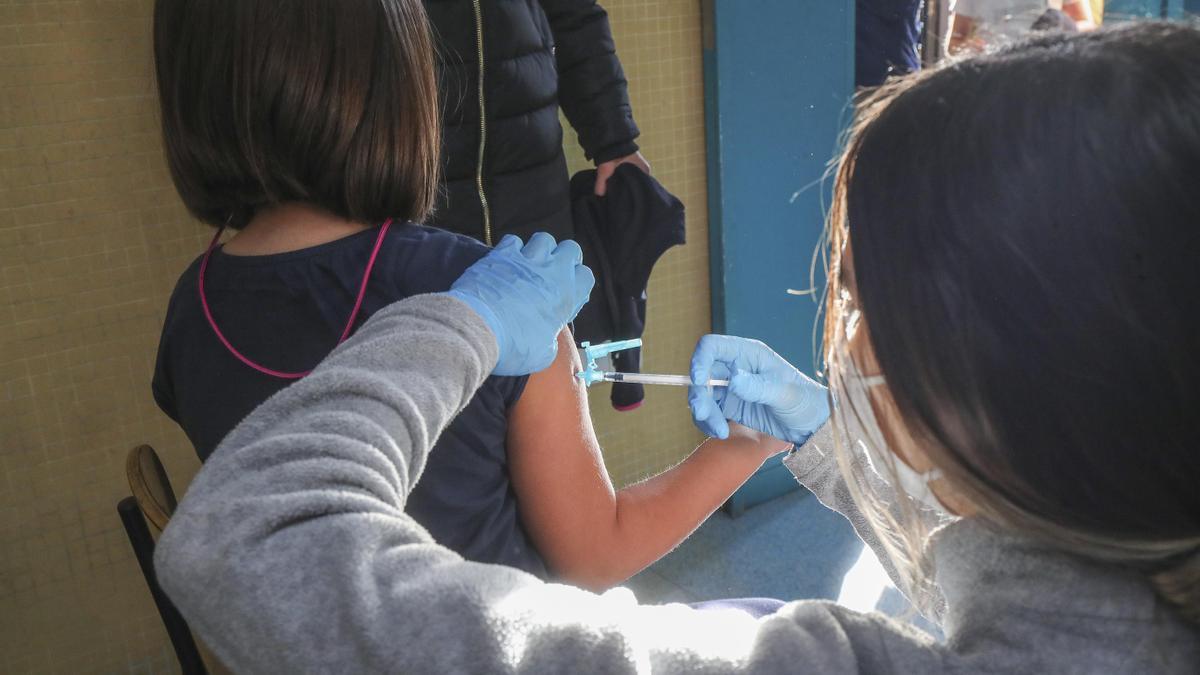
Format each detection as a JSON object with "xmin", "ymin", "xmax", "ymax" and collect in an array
[{"xmin": 152, "ymin": 222, "xmax": 548, "ymax": 577}]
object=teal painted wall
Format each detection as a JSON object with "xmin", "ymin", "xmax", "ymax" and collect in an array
[
  {"xmin": 1105, "ymin": 0, "xmax": 1185, "ymax": 18},
  {"xmin": 703, "ymin": 0, "xmax": 855, "ymax": 511}
]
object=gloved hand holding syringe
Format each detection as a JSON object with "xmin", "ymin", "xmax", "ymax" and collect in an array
[
  {"xmin": 576, "ymin": 339, "xmax": 729, "ymax": 388},
  {"xmin": 578, "ymin": 336, "xmax": 830, "ymax": 447}
]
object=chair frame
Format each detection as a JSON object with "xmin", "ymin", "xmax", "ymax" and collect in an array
[{"xmin": 118, "ymin": 444, "xmax": 208, "ymax": 675}]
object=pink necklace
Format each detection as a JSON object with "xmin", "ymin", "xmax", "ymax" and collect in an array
[{"xmin": 198, "ymin": 219, "xmax": 393, "ymax": 380}]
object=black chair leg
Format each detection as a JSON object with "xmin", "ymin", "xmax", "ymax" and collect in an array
[{"xmin": 118, "ymin": 497, "xmax": 207, "ymax": 675}]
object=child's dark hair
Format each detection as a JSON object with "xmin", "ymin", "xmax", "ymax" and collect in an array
[
  {"xmin": 153, "ymin": 0, "xmax": 440, "ymax": 229},
  {"xmin": 828, "ymin": 22, "xmax": 1200, "ymax": 623}
]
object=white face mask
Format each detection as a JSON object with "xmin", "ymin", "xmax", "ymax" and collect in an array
[
  {"xmin": 833, "ymin": 299, "xmax": 951, "ymax": 515},
  {"xmin": 854, "ymin": 373, "xmax": 948, "ymax": 513}
]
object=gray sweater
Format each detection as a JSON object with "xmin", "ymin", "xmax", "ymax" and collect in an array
[{"xmin": 155, "ymin": 295, "xmax": 1199, "ymax": 674}]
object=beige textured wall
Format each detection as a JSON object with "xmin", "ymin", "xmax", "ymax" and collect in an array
[
  {"xmin": 0, "ymin": 0, "xmax": 708, "ymax": 671},
  {"xmin": 1, "ymin": 2, "xmax": 213, "ymax": 672},
  {"xmin": 567, "ymin": 0, "xmax": 711, "ymax": 487}
]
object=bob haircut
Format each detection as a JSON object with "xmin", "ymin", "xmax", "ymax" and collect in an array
[{"xmin": 153, "ymin": 0, "xmax": 440, "ymax": 229}]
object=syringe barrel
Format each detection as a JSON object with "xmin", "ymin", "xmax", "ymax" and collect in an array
[{"xmin": 602, "ymin": 372, "xmax": 729, "ymax": 387}]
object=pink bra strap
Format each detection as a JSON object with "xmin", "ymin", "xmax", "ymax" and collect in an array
[{"xmin": 198, "ymin": 218, "xmax": 393, "ymax": 380}]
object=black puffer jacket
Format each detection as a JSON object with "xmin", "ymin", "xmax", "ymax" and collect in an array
[{"xmin": 424, "ymin": 0, "xmax": 640, "ymax": 244}]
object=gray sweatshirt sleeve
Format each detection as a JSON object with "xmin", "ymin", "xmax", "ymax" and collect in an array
[{"xmin": 155, "ymin": 294, "xmax": 942, "ymax": 674}]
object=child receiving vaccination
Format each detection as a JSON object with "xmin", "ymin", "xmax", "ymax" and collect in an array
[
  {"xmin": 150, "ymin": 0, "xmax": 796, "ymax": 591},
  {"xmin": 157, "ymin": 23, "xmax": 1199, "ymax": 673}
]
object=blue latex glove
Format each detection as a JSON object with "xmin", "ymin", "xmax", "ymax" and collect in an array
[
  {"xmin": 447, "ymin": 233, "xmax": 594, "ymax": 376},
  {"xmin": 688, "ymin": 334, "xmax": 830, "ymax": 445}
]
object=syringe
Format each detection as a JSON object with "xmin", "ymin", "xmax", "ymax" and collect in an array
[
  {"xmin": 576, "ymin": 339, "xmax": 730, "ymax": 389},
  {"xmin": 595, "ymin": 371, "xmax": 729, "ymax": 387}
]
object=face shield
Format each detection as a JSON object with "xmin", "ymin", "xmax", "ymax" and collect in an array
[{"xmin": 820, "ymin": 281, "xmax": 959, "ymax": 620}]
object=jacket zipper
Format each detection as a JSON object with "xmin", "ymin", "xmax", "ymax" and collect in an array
[{"xmin": 472, "ymin": 0, "xmax": 493, "ymax": 246}]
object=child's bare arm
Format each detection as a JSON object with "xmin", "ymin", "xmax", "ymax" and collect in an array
[{"xmin": 507, "ymin": 329, "xmax": 789, "ymax": 591}]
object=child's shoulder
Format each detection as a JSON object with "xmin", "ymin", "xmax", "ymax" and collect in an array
[
  {"xmin": 162, "ymin": 253, "xmax": 204, "ymax": 320},
  {"xmin": 382, "ymin": 222, "xmax": 491, "ymax": 294},
  {"xmin": 387, "ymin": 221, "xmax": 490, "ymax": 259}
]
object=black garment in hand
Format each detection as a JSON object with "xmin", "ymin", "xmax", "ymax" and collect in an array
[{"xmin": 570, "ymin": 164, "xmax": 685, "ymax": 410}]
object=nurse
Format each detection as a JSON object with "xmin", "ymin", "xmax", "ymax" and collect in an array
[{"xmin": 156, "ymin": 23, "xmax": 1199, "ymax": 674}]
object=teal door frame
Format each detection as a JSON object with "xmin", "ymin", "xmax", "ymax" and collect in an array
[
  {"xmin": 1104, "ymin": 0, "xmax": 1186, "ymax": 18},
  {"xmin": 702, "ymin": 0, "xmax": 855, "ymax": 514}
]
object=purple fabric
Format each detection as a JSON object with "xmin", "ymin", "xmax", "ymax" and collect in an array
[{"xmin": 690, "ymin": 598, "xmax": 788, "ymax": 619}]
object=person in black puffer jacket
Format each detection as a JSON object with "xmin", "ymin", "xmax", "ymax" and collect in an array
[{"xmin": 424, "ymin": 0, "xmax": 648, "ymax": 245}]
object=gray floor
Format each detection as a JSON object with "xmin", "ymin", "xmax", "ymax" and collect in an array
[
  {"xmin": 624, "ymin": 486, "xmax": 866, "ymax": 604},
  {"xmin": 625, "ymin": 486, "xmax": 945, "ymax": 639}
]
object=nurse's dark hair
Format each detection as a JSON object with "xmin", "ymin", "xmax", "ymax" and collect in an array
[
  {"xmin": 827, "ymin": 22, "xmax": 1200, "ymax": 623},
  {"xmin": 1030, "ymin": 9, "xmax": 1079, "ymax": 33},
  {"xmin": 153, "ymin": 0, "xmax": 439, "ymax": 229}
]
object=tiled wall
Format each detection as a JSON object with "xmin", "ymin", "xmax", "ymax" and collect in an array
[
  {"xmin": 0, "ymin": 0, "xmax": 709, "ymax": 671},
  {"xmin": 567, "ymin": 0, "xmax": 711, "ymax": 488},
  {"xmin": 1, "ymin": 1, "xmax": 214, "ymax": 672}
]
